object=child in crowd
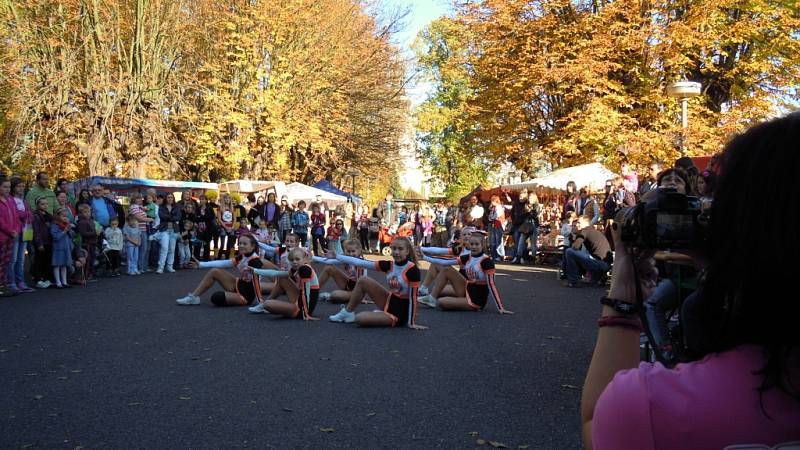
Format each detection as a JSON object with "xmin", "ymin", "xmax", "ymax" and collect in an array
[
  {"xmin": 313, "ymin": 238, "xmax": 368, "ymax": 303},
  {"xmin": 421, "ymin": 212, "xmax": 433, "ymax": 246},
  {"xmin": 291, "ymin": 200, "xmax": 310, "ymax": 248},
  {"xmin": 249, "ymin": 247, "xmax": 320, "ymax": 320},
  {"xmin": 104, "ymin": 217, "xmax": 123, "ymax": 276},
  {"xmin": 178, "ymin": 218, "xmax": 196, "ymax": 268},
  {"xmin": 357, "ymin": 205, "xmax": 370, "ymax": 252},
  {"xmin": 175, "ymin": 234, "xmax": 265, "ymax": 306},
  {"xmin": 418, "ymin": 234, "xmax": 513, "ymax": 314},
  {"xmin": 123, "ymin": 214, "xmax": 142, "ymax": 275},
  {"xmin": 50, "ymin": 207, "xmax": 75, "ymax": 288},
  {"xmin": 76, "ymin": 204, "xmax": 98, "ymax": 280},
  {"xmin": 254, "ymin": 219, "xmax": 273, "ymax": 243},
  {"xmin": 310, "ymin": 203, "xmax": 326, "ymax": 256},
  {"xmin": 328, "ymin": 237, "xmax": 427, "ymax": 329},
  {"xmin": 32, "ymin": 197, "xmax": 53, "ymax": 288},
  {"xmin": 326, "ymin": 218, "xmax": 347, "ymax": 255}
]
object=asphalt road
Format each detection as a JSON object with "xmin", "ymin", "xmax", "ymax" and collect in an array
[{"xmin": 0, "ymin": 259, "xmax": 604, "ymax": 449}]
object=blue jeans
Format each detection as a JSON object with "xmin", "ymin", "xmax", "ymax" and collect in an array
[
  {"xmin": 157, "ymin": 230, "xmax": 177, "ymax": 270},
  {"xmin": 126, "ymin": 244, "xmax": 139, "ymax": 274},
  {"xmin": 138, "ymin": 230, "xmax": 149, "ymax": 271},
  {"xmin": 7, "ymin": 235, "xmax": 27, "ymax": 288},
  {"xmin": 565, "ymin": 247, "xmax": 609, "ymax": 284},
  {"xmin": 644, "ymin": 279, "xmax": 678, "ymax": 349},
  {"xmin": 490, "ymin": 227, "xmax": 505, "ymax": 259},
  {"xmin": 514, "ymin": 225, "xmax": 538, "ymax": 261}
]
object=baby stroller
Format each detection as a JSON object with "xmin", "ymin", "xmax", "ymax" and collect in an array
[{"xmin": 377, "ymin": 222, "xmax": 415, "ymax": 256}]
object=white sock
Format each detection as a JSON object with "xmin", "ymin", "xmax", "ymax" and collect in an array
[
  {"xmin": 60, "ymin": 267, "xmax": 68, "ymax": 285},
  {"xmin": 53, "ymin": 267, "xmax": 62, "ymax": 286}
]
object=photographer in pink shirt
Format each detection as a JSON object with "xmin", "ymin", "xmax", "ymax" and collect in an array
[{"xmin": 581, "ymin": 114, "xmax": 800, "ymax": 450}]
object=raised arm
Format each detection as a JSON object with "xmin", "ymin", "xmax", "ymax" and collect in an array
[
  {"xmin": 423, "ymin": 255, "xmax": 459, "ymax": 266},
  {"xmin": 258, "ymin": 242, "xmax": 277, "ymax": 257},
  {"xmin": 252, "ymin": 268, "xmax": 290, "ymax": 278},
  {"xmin": 420, "ymin": 246, "xmax": 453, "ymax": 256},
  {"xmin": 198, "ymin": 260, "xmax": 234, "ymax": 269},
  {"xmin": 335, "ymin": 253, "xmax": 373, "ymax": 270},
  {"xmin": 312, "ymin": 256, "xmax": 342, "ymax": 265}
]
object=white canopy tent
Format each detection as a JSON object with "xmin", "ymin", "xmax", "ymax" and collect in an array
[
  {"xmin": 286, "ymin": 182, "xmax": 348, "ymax": 206},
  {"xmin": 504, "ymin": 163, "xmax": 618, "ymax": 193}
]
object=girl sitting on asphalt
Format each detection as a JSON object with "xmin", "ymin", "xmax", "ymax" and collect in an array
[
  {"xmin": 312, "ymin": 238, "xmax": 368, "ymax": 303},
  {"xmin": 418, "ymin": 233, "xmax": 513, "ymax": 314},
  {"xmin": 247, "ymin": 233, "xmax": 305, "ymax": 314},
  {"xmin": 247, "ymin": 247, "xmax": 320, "ymax": 320},
  {"xmin": 418, "ymin": 226, "xmax": 475, "ymax": 298},
  {"xmin": 328, "ymin": 237, "xmax": 427, "ymax": 330},
  {"xmin": 176, "ymin": 234, "xmax": 265, "ymax": 306}
]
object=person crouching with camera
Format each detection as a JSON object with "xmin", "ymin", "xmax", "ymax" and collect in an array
[
  {"xmin": 580, "ymin": 113, "xmax": 800, "ymax": 449},
  {"xmin": 563, "ymin": 215, "xmax": 613, "ymax": 288}
]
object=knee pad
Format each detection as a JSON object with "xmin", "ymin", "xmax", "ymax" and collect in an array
[{"xmin": 211, "ymin": 291, "xmax": 228, "ymax": 307}]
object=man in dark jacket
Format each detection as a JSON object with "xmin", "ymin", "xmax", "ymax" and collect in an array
[{"xmin": 376, "ymin": 192, "xmax": 398, "ymax": 228}]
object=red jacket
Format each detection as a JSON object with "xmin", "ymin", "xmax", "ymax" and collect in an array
[{"xmin": 0, "ymin": 195, "xmax": 20, "ymax": 243}]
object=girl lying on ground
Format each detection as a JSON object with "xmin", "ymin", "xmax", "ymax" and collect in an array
[
  {"xmin": 312, "ymin": 238, "xmax": 368, "ymax": 303},
  {"xmin": 175, "ymin": 234, "xmax": 265, "ymax": 306},
  {"xmin": 328, "ymin": 237, "xmax": 427, "ymax": 330},
  {"xmin": 417, "ymin": 233, "xmax": 514, "ymax": 314},
  {"xmin": 247, "ymin": 247, "xmax": 319, "ymax": 320}
]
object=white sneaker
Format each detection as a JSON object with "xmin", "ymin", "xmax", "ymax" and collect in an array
[
  {"xmin": 166, "ymin": 267, "xmax": 176, "ymax": 273},
  {"xmin": 417, "ymin": 294, "xmax": 438, "ymax": 308},
  {"xmin": 248, "ymin": 303, "xmax": 270, "ymax": 314},
  {"xmin": 156, "ymin": 269, "xmax": 164, "ymax": 274},
  {"xmin": 319, "ymin": 292, "xmax": 331, "ymax": 302},
  {"xmin": 418, "ymin": 285, "xmax": 430, "ymax": 296},
  {"xmin": 176, "ymin": 293, "xmax": 200, "ymax": 305},
  {"xmin": 328, "ymin": 306, "xmax": 355, "ymax": 323},
  {"xmin": 36, "ymin": 281, "xmax": 48, "ymax": 289}
]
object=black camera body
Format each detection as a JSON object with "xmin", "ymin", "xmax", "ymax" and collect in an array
[{"xmin": 621, "ymin": 188, "xmax": 705, "ymax": 249}]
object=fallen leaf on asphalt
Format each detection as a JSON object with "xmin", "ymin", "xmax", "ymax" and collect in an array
[
  {"xmin": 561, "ymin": 384, "xmax": 579, "ymax": 390},
  {"xmin": 319, "ymin": 427, "xmax": 335, "ymax": 433},
  {"xmin": 203, "ymin": 358, "xmax": 212, "ymax": 362},
  {"xmin": 546, "ymin": 336, "xmax": 561, "ymax": 340},
  {"xmin": 489, "ymin": 441, "xmax": 507, "ymax": 448},
  {"xmin": 178, "ymin": 396, "xmax": 192, "ymax": 400},
  {"xmin": 0, "ymin": 349, "xmax": 8, "ymax": 352},
  {"xmin": 518, "ymin": 445, "xmax": 530, "ymax": 449},
  {"xmin": 24, "ymin": 373, "xmax": 38, "ymax": 376},
  {"xmin": 320, "ymin": 357, "xmax": 330, "ymax": 361},
  {"xmin": 20, "ymin": 444, "xmax": 33, "ymax": 449},
  {"xmin": 127, "ymin": 402, "xmax": 143, "ymax": 406},
  {"xmin": 34, "ymin": 395, "xmax": 44, "ymax": 400},
  {"xmin": 160, "ymin": 328, "xmax": 167, "ymax": 332},
  {"xmin": 283, "ymin": 407, "xmax": 293, "ymax": 412},
  {"xmin": 467, "ymin": 432, "xmax": 479, "ymax": 436},
  {"xmin": 476, "ymin": 439, "xmax": 487, "ymax": 445},
  {"xmin": 191, "ymin": 357, "xmax": 201, "ymax": 361},
  {"xmin": 57, "ymin": 377, "xmax": 68, "ymax": 380},
  {"xmin": 366, "ymin": 412, "xmax": 376, "ymax": 417},
  {"xmin": 71, "ymin": 369, "xmax": 82, "ymax": 373}
]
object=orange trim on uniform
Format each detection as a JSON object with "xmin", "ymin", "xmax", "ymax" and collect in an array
[{"xmin": 382, "ymin": 292, "xmax": 399, "ymax": 327}]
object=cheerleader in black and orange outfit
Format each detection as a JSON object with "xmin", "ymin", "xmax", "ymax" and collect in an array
[
  {"xmin": 176, "ymin": 234, "xmax": 265, "ymax": 306},
  {"xmin": 249, "ymin": 247, "xmax": 320, "ymax": 320},
  {"xmin": 418, "ymin": 226, "xmax": 476, "ymax": 298},
  {"xmin": 328, "ymin": 237, "xmax": 427, "ymax": 329},
  {"xmin": 312, "ymin": 238, "xmax": 368, "ymax": 303},
  {"xmin": 417, "ymin": 233, "xmax": 514, "ymax": 314}
]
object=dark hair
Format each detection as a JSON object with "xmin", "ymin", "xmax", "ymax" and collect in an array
[
  {"xmin": 674, "ymin": 156, "xmax": 695, "ymax": 171},
  {"xmin": 566, "ymin": 180, "xmax": 577, "ymax": 194},
  {"xmin": 703, "ymin": 113, "xmax": 799, "ymax": 401},
  {"xmin": 238, "ymin": 233, "xmax": 258, "ymax": 250},
  {"xmin": 10, "ymin": 176, "xmax": 25, "ymax": 195},
  {"xmin": 656, "ymin": 167, "xmax": 689, "ymax": 189},
  {"xmin": 36, "ymin": 172, "xmax": 48, "ymax": 180},
  {"xmin": 697, "ymin": 170, "xmax": 717, "ymax": 197}
]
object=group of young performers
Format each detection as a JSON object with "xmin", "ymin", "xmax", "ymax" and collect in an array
[{"xmin": 173, "ymin": 227, "xmax": 513, "ymax": 329}]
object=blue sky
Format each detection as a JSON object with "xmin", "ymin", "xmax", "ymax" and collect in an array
[{"xmin": 385, "ymin": 0, "xmax": 452, "ymax": 105}]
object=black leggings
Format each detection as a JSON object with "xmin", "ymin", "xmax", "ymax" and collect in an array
[
  {"xmin": 33, "ymin": 245, "xmax": 52, "ymax": 282},
  {"xmin": 311, "ymin": 234, "xmax": 327, "ymax": 255},
  {"xmin": 358, "ymin": 228, "xmax": 369, "ymax": 251}
]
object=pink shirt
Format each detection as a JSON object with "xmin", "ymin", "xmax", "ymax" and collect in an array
[{"xmin": 593, "ymin": 345, "xmax": 800, "ymax": 450}]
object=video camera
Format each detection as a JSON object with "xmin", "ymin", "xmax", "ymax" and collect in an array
[{"xmin": 621, "ymin": 188, "xmax": 706, "ymax": 249}]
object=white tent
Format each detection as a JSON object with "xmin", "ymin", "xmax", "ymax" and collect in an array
[
  {"xmin": 286, "ymin": 182, "xmax": 348, "ymax": 206},
  {"xmin": 504, "ymin": 163, "xmax": 618, "ymax": 193}
]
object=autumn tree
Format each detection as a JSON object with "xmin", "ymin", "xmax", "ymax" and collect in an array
[
  {"xmin": 418, "ymin": 0, "xmax": 799, "ymax": 178},
  {"xmin": 0, "ymin": 0, "xmax": 411, "ymax": 185}
]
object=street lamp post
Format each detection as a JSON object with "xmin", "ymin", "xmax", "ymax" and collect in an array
[
  {"xmin": 345, "ymin": 169, "xmax": 360, "ymax": 201},
  {"xmin": 666, "ymin": 80, "xmax": 702, "ymax": 156}
]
